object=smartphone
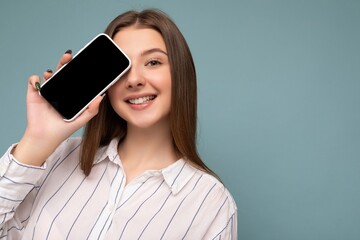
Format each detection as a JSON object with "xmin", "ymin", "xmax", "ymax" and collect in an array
[{"xmin": 39, "ymin": 34, "xmax": 131, "ymax": 121}]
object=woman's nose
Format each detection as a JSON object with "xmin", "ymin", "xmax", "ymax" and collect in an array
[{"xmin": 124, "ymin": 65, "xmax": 145, "ymax": 89}]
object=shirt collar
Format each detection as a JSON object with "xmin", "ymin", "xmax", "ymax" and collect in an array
[
  {"xmin": 93, "ymin": 137, "xmax": 197, "ymax": 195},
  {"xmin": 93, "ymin": 137, "xmax": 121, "ymax": 165},
  {"xmin": 161, "ymin": 158, "xmax": 197, "ymax": 195}
]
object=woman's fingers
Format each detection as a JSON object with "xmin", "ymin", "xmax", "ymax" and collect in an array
[
  {"xmin": 28, "ymin": 75, "xmax": 40, "ymax": 88},
  {"xmin": 56, "ymin": 50, "xmax": 72, "ymax": 71},
  {"xmin": 82, "ymin": 95, "xmax": 104, "ymax": 119},
  {"xmin": 27, "ymin": 75, "xmax": 45, "ymax": 104},
  {"xmin": 69, "ymin": 95, "xmax": 104, "ymax": 129},
  {"xmin": 43, "ymin": 69, "xmax": 53, "ymax": 81},
  {"xmin": 43, "ymin": 50, "xmax": 72, "ymax": 82}
]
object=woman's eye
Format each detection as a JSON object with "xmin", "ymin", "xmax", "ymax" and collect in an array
[{"xmin": 146, "ymin": 59, "xmax": 161, "ymax": 67}]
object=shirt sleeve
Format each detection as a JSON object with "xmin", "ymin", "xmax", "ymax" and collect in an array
[
  {"xmin": 208, "ymin": 208, "xmax": 238, "ymax": 240},
  {"xmin": 203, "ymin": 186, "xmax": 238, "ymax": 240},
  {"xmin": 0, "ymin": 144, "xmax": 46, "ymax": 238}
]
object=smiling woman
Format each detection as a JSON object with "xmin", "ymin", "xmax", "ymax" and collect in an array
[
  {"xmin": 0, "ymin": 9, "xmax": 237, "ymax": 239},
  {"xmin": 108, "ymin": 27, "xmax": 172, "ymax": 133}
]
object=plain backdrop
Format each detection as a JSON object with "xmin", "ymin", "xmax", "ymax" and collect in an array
[{"xmin": 1, "ymin": 1, "xmax": 359, "ymax": 239}]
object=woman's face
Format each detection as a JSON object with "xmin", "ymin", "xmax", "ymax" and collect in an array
[{"xmin": 108, "ymin": 27, "xmax": 172, "ymax": 130}]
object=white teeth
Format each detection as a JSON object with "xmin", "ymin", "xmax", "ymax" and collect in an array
[{"xmin": 128, "ymin": 96, "xmax": 155, "ymax": 104}]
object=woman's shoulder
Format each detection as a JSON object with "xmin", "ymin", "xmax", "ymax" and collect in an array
[{"xmin": 186, "ymin": 163, "xmax": 237, "ymax": 214}]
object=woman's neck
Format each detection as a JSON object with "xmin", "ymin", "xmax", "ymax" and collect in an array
[{"xmin": 118, "ymin": 122, "xmax": 178, "ymax": 183}]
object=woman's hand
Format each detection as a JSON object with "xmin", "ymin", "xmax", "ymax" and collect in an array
[{"xmin": 12, "ymin": 51, "xmax": 104, "ymax": 166}]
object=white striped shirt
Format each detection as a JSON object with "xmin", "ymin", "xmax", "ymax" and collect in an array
[{"xmin": 0, "ymin": 137, "xmax": 237, "ymax": 239}]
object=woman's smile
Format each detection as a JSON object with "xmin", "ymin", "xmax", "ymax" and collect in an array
[
  {"xmin": 125, "ymin": 94, "xmax": 157, "ymax": 110},
  {"xmin": 127, "ymin": 95, "xmax": 156, "ymax": 105},
  {"xmin": 125, "ymin": 94, "xmax": 157, "ymax": 105}
]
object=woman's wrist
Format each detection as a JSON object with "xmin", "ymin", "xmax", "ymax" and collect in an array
[{"xmin": 12, "ymin": 133, "xmax": 58, "ymax": 166}]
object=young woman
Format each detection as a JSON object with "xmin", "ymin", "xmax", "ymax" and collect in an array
[{"xmin": 0, "ymin": 9, "xmax": 237, "ymax": 239}]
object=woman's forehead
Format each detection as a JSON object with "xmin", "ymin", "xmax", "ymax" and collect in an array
[{"xmin": 113, "ymin": 27, "xmax": 167, "ymax": 55}]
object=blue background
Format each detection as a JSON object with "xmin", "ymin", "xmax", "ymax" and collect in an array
[{"xmin": 1, "ymin": 1, "xmax": 359, "ymax": 239}]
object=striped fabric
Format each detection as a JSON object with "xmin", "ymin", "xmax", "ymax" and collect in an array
[{"xmin": 0, "ymin": 137, "xmax": 237, "ymax": 239}]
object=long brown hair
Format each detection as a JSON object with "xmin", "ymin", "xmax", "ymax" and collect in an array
[{"xmin": 81, "ymin": 9, "xmax": 217, "ymax": 178}]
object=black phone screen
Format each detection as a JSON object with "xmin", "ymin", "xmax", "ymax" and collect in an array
[{"xmin": 40, "ymin": 34, "xmax": 131, "ymax": 121}]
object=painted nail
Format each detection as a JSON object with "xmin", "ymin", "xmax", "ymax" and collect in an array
[
  {"xmin": 35, "ymin": 82, "xmax": 41, "ymax": 92},
  {"xmin": 65, "ymin": 49, "xmax": 72, "ymax": 54},
  {"xmin": 46, "ymin": 69, "xmax": 53, "ymax": 73}
]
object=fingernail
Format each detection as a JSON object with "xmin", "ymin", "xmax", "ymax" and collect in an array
[
  {"xmin": 65, "ymin": 49, "xmax": 72, "ymax": 54},
  {"xmin": 35, "ymin": 82, "xmax": 41, "ymax": 92},
  {"xmin": 46, "ymin": 69, "xmax": 53, "ymax": 73}
]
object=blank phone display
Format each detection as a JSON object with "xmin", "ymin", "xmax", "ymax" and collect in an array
[{"xmin": 40, "ymin": 34, "xmax": 130, "ymax": 121}]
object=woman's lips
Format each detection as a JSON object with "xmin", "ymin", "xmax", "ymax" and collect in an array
[
  {"xmin": 125, "ymin": 95, "xmax": 157, "ymax": 110},
  {"xmin": 126, "ymin": 95, "xmax": 156, "ymax": 104}
]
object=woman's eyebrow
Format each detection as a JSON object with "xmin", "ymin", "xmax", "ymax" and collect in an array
[{"xmin": 141, "ymin": 48, "xmax": 168, "ymax": 56}]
